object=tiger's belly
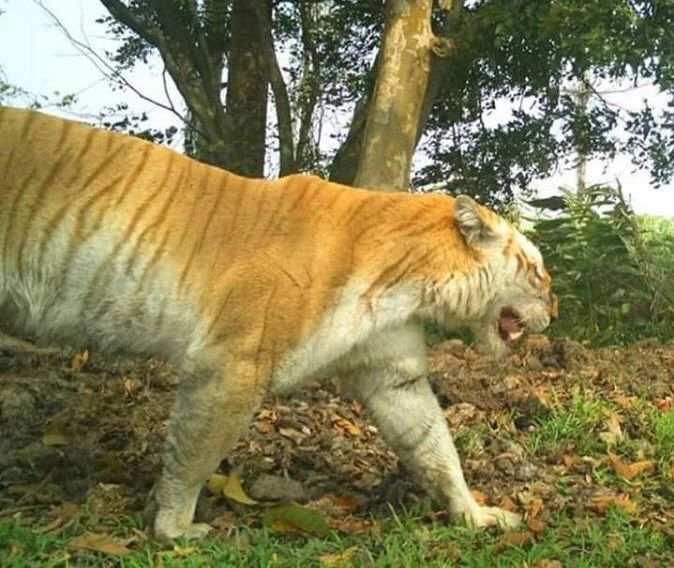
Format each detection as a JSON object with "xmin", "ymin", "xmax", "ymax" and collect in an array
[{"xmin": 0, "ymin": 232, "xmax": 204, "ymax": 362}]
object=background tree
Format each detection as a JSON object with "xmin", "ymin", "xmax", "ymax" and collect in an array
[{"xmin": 92, "ymin": 0, "xmax": 674, "ymax": 205}]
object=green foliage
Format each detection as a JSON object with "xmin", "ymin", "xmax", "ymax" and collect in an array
[
  {"xmin": 414, "ymin": 0, "xmax": 674, "ymax": 204},
  {"xmin": 90, "ymin": 1, "xmax": 674, "ymax": 202},
  {"xmin": 531, "ymin": 186, "xmax": 674, "ymax": 345}
]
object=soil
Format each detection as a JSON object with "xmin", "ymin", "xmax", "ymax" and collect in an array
[{"xmin": 1, "ymin": 331, "xmax": 673, "ymax": 535}]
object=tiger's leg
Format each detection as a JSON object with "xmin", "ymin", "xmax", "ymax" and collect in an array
[
  {"xmin": 341, "ymin": 323, "xmax": 520, "ymax": 529},
  {"xmin": 152, "ymin": 360, "xmax": 263, "ymax": 541}
]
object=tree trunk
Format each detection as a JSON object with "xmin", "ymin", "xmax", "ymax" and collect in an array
[
  {"xmin": 353, "ymin": 0, "xmax": 437, "ymax": 191},
  {"xmin": 225, "ymin": 0, "xmax": 269, "ymax": 177},
  {"xmin": 99, "ymin": 0, "xmax": 272, "ymax": 176},
  {"xmin": 328, "ymin": 51, "xmax": 380, "ymax": 186},
  {"xmin": 252, "ymin": 1, "xmax": 296, "ymax": 175}
]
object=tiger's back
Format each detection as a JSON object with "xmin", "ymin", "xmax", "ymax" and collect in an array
[
  {"xmin": 0, "ymin": 107, "xmax": 310, "ymax": 360},
  {"xmin": 0, "ymin": 107, "xmax": 411, "ymax": 367}
]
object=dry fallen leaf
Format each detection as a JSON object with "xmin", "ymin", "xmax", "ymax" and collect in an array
[
  {"xmin": 443, "ymin": 402, "xmax": 481, "ymax": 427},
  {"xmin": 533, "ymin": 386, "xmax": 551, "ymax": 407},
  {"xmin": 327, "ymin": 516, "xmax": 373, "ymax": 535},
  {"xmin": 157, "ymin": 546, "xmax": 199, "ymax": 559},
  {"xmin": 207, "ymin": 473, "xmax": 257, "ymax": 505},
  {"xmin": 257, "ymin": 408, "xmax": 278, "ymax": 422},
  {"xmin": 589, "ymin": 494, "xmax": 637, "ymax": 515},
  {"xmin": 331, "ymin": 413, "xmax": 361, "ymax": 437},
  {"xmin": 8, "ymin": 541, "xmax": 23, "ymax": 558},
  {"xmin": 530, "ymin": 561, "xmax": 562, "ymax": 568},
  {"xmin": 494, "ymin": 531, "xmax": 535, "ymax": 552},
  {"xmin": 654, "ymin": 397, "xmax": 673, "ymax": 412},
  {"xmin": 70, "ymin": 350, "xmax": 89, "ymax": 372},
  {"xmin": 309, "ymin": 494, "xmax": 363, "ymax": 516},
  {"xmin": 599, "ymin": 412, "xmax": 623, "ymax": 447},
  {"xmin": 527, "ymin": 517, "xmax": 547, "ymax": 533},
  {"xmin": 37, "ymin": 516, "xmax": 64, "ymax": 534},
  {"xmin": 525, "ymin": 496, "xmax": 543, "ymax": 519},
  {"xmin": 68, "ymin": 531, "xmax": 131, "ymax": 557},
  {"xmin": 119, "ymin": 377, "xmax": 137, "ymax": 398},
  {"xmin": 561, "ymin": 454, "xmax": 577, "ymax": 470},
  {"xmin": 210, "ymin": 512, "xmax": 236, "ymax": 533},
  {"xmin": 612, "ymin": 392, "xmax": 636, "ymax": 410},
  {"xmin": 607, "ymin": 451, "xmax": 653, "ymax": 480},
  {"xmin": 471, "ymin": 490, "xmax": 488, "ymax": 506},
  {"xmin": 49, "ymin": 502, "xmax": 82, "ymax": 521},
  {"xmin": 319, "ymin": 546, "xmax": 359, "ymax": 566},
  {"xmin": 499, "ymin": 495, "xmax": 518, "ymax": 512},
  {"xmin": 255, "ymin": 422, "xmax": 274, "ymax": 434}
]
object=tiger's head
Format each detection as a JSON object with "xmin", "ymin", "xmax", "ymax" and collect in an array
[{"xmin": 448, "ymin": 195, "xmax": 558, "ymax": 358}]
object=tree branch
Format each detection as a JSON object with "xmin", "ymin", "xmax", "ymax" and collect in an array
[
  {"xmin": 36, "ymin": 0, "xmax": 199, "ymax": 132},
  {"xmin": 252, "ymin": 1, "xmax": 295, "ymax": 175},
  {"xmin": 415, "ymin": 0, "xmax": 465, "ymax": 146},
  {"xmin": 327, "ymin": 50, "xmax": 381, "ymax": 185},
  {"xmin": 295, "ymin": 0, "xmax": 321, "ymax": 171},
  {"xmin": 99, "ymin": 0, "xmax": 225, "ymax": 150}
]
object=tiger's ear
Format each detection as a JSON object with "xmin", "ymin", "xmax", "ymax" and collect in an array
[{"xmin": 454, "ymin": 195, "xmax": 496, "ymax": 244}]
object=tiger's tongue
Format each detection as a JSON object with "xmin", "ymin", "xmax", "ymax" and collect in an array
[
  {"xmin": 500, "ymin": 314, "xmax": 520, "ymax": 334},
  {"xmin": 499, "ymin": 311, "xmax": 522, "ymax": 342}
]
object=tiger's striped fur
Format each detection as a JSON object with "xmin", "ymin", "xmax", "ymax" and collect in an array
[{"xmin": 0, "ymin": 107, "xmax": 557, "ymax": 540}]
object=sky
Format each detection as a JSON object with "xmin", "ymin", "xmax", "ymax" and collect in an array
[{"xmin": 1, "ymin": 0, "xmax": 673, "ymax": 218}]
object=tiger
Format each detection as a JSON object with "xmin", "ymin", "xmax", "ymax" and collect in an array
[{"xmin": 0, "ymin": 107, "xmax": 558, "ymax": 541}]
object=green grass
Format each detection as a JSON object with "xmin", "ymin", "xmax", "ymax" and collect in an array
[
  {"xmin": 527, "ymin": 394, "xmax": 608, "ymax": 455},
  {"xmin": 653, "ymin": 408, "xmax": 674, "ymax": 464},
  {"xmin": 1, "ymin": 508, "xmax": 671, "ymax": 567},
  {"xmin": 454, "ymin": 423, "xmax": 490, "ymax": 458}
]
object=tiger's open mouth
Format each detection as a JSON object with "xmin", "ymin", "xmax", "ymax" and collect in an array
[{"xmin": 498, "ymin": 307, "xmax": 523, "ymax": 344}]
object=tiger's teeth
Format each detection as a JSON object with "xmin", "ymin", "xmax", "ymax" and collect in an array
[{"xmin": 509, "ymin": 330, "xmax": 523, "ymax": 341}]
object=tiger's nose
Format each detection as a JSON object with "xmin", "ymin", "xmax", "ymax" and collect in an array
[{"xmin": 549, "ymin": 293, "xmax": 559, "ymax": 320}]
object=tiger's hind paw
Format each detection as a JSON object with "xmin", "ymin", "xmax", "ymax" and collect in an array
[{"xmin": 465, "ymin": 506, "xmax": 521, "ymax": 530}]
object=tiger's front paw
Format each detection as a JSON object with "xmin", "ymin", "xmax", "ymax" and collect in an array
[
  {"xmin": 154, "ymin": 518, "xmax": 213, "ymax": 542},
  {"xmin": 464, "ymin": 506, "xmax": 521, "ymax": 530}
]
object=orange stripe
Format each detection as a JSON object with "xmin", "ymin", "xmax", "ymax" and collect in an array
[
  {"xmin": 178, "ymin": 172, "xmax": 225, "ymax": 292},
  {"xmin": 125, "ymin": 154, "xmax": 181, "ymax": 275},
  {"xmin": 114, "ymin": 144, "xmax": 153, "ymax": 206},
  {"xmin": 19, "ymin": 111, "xmax": 37, "ymax": 139},
  {"xmin": 2, "ymin": 167, "xmax": 36, "ymax": 265},
  {"xmin": 16, "ymin": 152, "xmax": 68, "ymax": 271}
]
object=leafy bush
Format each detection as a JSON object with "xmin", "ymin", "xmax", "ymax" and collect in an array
[{"xmin": 529, "ymin": 186, "xmax": 674, "ymax": 346}]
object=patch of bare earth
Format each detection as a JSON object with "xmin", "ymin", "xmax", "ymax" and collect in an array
[{"xmin": 1, "ymin": 331, "xmax": 673, "ymax": 536}]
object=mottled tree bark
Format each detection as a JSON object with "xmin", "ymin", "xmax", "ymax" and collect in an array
[
  {"xmin": 353, "ymin": 0, "xmax": 437, "ymax": 191},
  {"xmin": 226, "ymin": 0, "xmax": 269, "ymax": 177},
  {"xmin": 332, "ymin": 0, "xmax": 457, "ymax": 191},
  {"xmin": 99, "ymin": 0, "xmax": 270, "ymax": 175}
]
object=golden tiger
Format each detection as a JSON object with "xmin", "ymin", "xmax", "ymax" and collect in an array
[{"xmin": 0, "ymin": 107, "xmax": 558, "ymax": 541}]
